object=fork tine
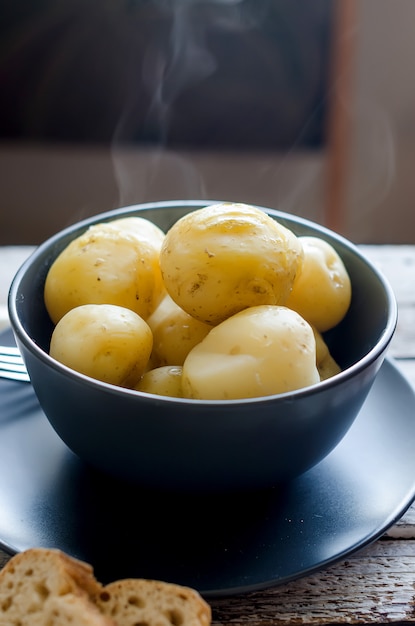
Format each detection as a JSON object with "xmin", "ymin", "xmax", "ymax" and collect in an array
[
  {"xmin": 0, "ymin": 370, "xmax": 30, "ymax": 382},
  {"xmin": 1, "ymin": 353, "xmax": 25, "ymax": 364},
  {"xmin": 0, "ymin": 357, "xmax": 28, "ymax": 372},
  {"xmin": 0, "ymin": 346, "xmax": 21, "ymax": 355},
  {"xmin": 0, "ymin": 346, "xmax": 30, "ymax": 382}
]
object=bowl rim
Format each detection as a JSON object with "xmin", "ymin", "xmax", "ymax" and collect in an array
[{"xmin": 8, "ymin": 199, "xmax": 398, "ymax": 406}]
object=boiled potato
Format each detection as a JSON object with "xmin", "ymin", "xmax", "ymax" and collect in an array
[
  {"xmin": 135, "ymin": 365, "xmax": 184, "ymax": 397},
  {"xmin": 146, "ymin": 293, "xmax": 211, "ymax": 367},
  {"xmin": 49, "ymin": 304, "xmax": 153, "ymax": 387},
  {"xmin": 285, "ymin": 236, "xmax": 351, "ymax": 332},
  {"xmin": 44, "ymin": 221, "xmax": 165, "ymax": 324},
  {"xmin": 312, "ymin": 326, "xmax": 341, "ymax": 381},
  {"xmin": 160, "ymin": 203, "xmax": 303, "ymax": 325},
  {"xmin": 109, "ymin": 216, "xmax": 165, "ymax": 251},
  {"xmin": 182, "ymin": 305, "xmax": 320, "ymax": 400}
]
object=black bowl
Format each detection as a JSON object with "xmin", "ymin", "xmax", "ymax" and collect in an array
[{"xmin": 8, "ymin": 201, "xmax": 397, "ymax": 491}]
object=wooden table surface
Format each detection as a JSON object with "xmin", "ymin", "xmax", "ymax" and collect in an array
[{"xmin": 0, "ymin": 244, "xmax": 415, "ymax": 625}]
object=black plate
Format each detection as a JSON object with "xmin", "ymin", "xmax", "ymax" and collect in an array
[{"xmin": 0, "ymin": 326, "xmax": 415, "ymax": 598}]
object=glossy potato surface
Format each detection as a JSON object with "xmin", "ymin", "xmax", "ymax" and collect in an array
[
  {"xmin": 109, "ymin": 216, "xmax": 165, "ymax": 251},
  {"xmin": 49, "ymin": 304, "xmax": 153, "ymax": 387},
  {"xmin": 312, "ymin": 326, "xmax": 341, "ymax": 381},
  {"xmin": 134, "ymin": 365, "xmax": 184, "ymax": 397},
  {"xmin": 43, "ymin": 206, "xmax": 351, "ymax": 398},
  {"xmin": 159, "ymin": 203, "xmax": 303, "ymax": 325},
  {"xmin": 146, "ymin": 293, "xmax": 212, "ymax": 367},
  {"xmin": 44, "ymin": 222, "xmax": 165, "ymax": 324},
  {"xmin": 182, "ymin": 305, "xmax": 320, "ymax": 400},
  {"xmin": 285, "ymin": 236, "xmax": 352, "ymax": 332}
]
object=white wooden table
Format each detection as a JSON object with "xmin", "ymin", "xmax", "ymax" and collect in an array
[{"xmin": 0, "ymin": 244, "xmax": 415, "ymax": 624}]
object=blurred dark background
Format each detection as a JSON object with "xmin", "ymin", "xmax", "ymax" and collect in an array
[
  {"xmin": 0, "ymin": 0, "xmax": 332, "ymax": 150},
  {"xmin": 1, "ymin": 0, "xmax": 414, "ymax": 245}
]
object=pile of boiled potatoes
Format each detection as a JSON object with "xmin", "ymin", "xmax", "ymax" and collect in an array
[{"xmin": 44, "ymin": 203, "xmax": 351, "ymax": 400}]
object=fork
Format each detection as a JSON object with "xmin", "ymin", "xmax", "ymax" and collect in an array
[{"xmin": 0, "ymin": 346, "xmax": 30, "ymax": 382}]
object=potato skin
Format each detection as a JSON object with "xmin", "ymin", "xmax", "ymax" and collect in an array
[
  {"xmin": 49, "ymin": 304, "xmax": 153, "ymax": 387},
  {"xmin": 159, "ymin": 203, "xmax": 303, "ymax": 325},
  {"xmin": 146, "ymin": 293, "xmax": 211, "ymax": 367},
  {"xmin": 134, "ymin": 365, "xmax": 184, "ymax": 397},
  {"xmin": 43, "ymin": 208, "xmax": 349, "ymax": 399},
  {"xmin": 182, "ymin": 305, "xmax": 320, "ymax": 400},
  {"xmin": 285, "ymin": 236, "xmax": 352, "ymax": 332},
  {"xmin": 44, "ymin": 222, "xmax": 165, "ymax": 325},
  {"xmin": 108, "ymin": 216, "xmax": 165, "ymax": 251},
  {"xmin": 312, "ymin": 326, "xmax": 341, "ymax": 381}
]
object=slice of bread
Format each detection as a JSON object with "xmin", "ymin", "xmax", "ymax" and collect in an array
[
  {"xmin": 0, "ymin": 549, "xmax": 212, "ymax": 626},
  {"xmin": 95, "ymin": 578, "xmax": 212, "ymax": 626},
  {"xmin": 45, "ymin": 594, "xmax": 116, "ymax": 626},
  {"xmin": 0, "ymin": 548, "xmax": 114, "ymax": 626}
]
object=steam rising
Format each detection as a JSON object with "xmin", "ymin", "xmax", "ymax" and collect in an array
[
  {"xmin": 111, "ymin": 0, "xmax": 250, "ymax": 206},
  {"xmin": 110, "ymin": 1, "xmax": 396, "ymax": 236}
]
